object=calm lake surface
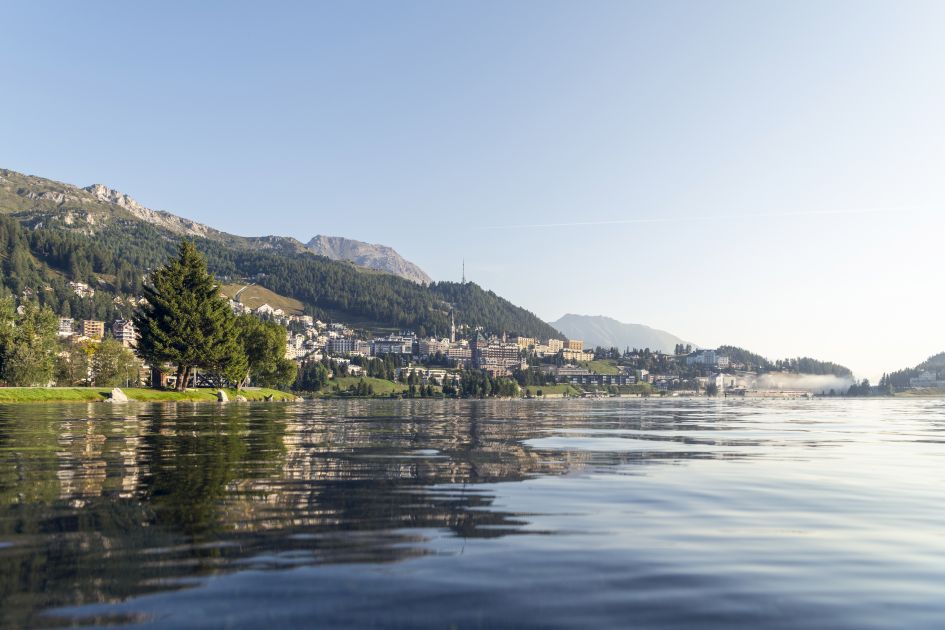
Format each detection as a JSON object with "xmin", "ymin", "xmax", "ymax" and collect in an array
[{"xmin": 2, "ymin": 398, "xmax": 944, "ymax": 628}]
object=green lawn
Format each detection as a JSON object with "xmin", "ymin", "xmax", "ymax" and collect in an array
[
  {"xmin": 0, "ymin": 387, "xmax": 296, "ymax": 403},
  {"xmin": 319, "ymin": 377, "xmax": 408, "ymax": 396},
  {"xmin": 0, "ymin": 388, "xmax": 106, "ymax": 402},
  {"xmin": 583, "ymin": 360, "xmax": 620, "ymax": 375},
  {"xmin": 522, "ymin": 384, "xmax": 583, "ymax": 397}
]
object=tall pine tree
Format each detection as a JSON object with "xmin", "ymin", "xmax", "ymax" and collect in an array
[{"xmin": 134, "ymin": 241, "xmax": 243, "ymax": 390}]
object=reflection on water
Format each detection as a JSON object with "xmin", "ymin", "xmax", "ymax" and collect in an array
[{"xmin": 1, "ymin": 399, "xmax": 944, "ymax": 627}]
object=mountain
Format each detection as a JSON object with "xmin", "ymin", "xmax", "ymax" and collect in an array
[
  {"xmin": 550, "ymin": 314, "xmax": 692, "ymax": 352},
  {"xmin": 83, "ymin": 183, "xmax": 220, "ymax": 240},
  {"xmin": 305, "ymin": 235, "xmax": 431, "ymax": 284},
  {"xmin": 0, "ymin": 167, "xmax": 559, "ymax": 340}
]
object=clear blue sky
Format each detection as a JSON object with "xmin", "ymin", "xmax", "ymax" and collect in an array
[{"xmin": 2, "ymin": 1, "xmax": 943, "ymax": 379}]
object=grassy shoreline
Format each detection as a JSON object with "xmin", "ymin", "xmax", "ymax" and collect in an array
[{"xmin": 0, "ymin": 387, "xmax": 297, "ymax": 403}]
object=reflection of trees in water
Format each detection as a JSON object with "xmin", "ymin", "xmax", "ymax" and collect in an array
[{"xmin": 0, "ymin": 399, "xmax": 721, "ymax": 626}]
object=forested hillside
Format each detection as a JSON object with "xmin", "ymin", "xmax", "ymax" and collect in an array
[
  {"xmin": 880, "ymin": 352, "xmax": 945, "ymax": 389},
  {"xmin": 0, "ymin": 168, "xmax": 559, "ymax": 338},
  {"xmin": 717, "ymin": 345, "xmax": 852, "ymax": 377}
]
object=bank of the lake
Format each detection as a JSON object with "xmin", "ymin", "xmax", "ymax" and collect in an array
[
  {"xmin": 895, "ymin": 388, "xmax": 945, "ymax": 397},
  {"xmin": 0, "ymin": 387, "xmax": 296, "ymax": 403}
]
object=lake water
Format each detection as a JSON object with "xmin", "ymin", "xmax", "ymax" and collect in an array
[{"xmin": 1, "ymin": 398, "xmax": 945, "ymax": 628}]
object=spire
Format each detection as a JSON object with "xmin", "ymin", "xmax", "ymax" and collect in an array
[{"xmin": 462, "ymin": 258, "xmax": 465, "ymax": 284}]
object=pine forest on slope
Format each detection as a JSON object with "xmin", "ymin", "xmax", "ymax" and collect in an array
[{"xmin": 0, "ymin": 168, "xmax": 561, "ymax": 340}]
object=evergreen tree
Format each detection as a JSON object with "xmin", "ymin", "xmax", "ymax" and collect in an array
[
  {"xmin": 294, "ymin": 359, "xmax": 330, "ymax": 392},
  {"xmin": 134, "ymin": 241, "xmax": 244, "ymax": 391}
]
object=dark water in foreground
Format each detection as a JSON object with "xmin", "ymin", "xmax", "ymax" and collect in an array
[{"xmin": 1, "ymin": 399, "xmax": 944, "ymax": 628}]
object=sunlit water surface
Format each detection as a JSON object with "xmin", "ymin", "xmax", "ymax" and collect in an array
[{"xmin": 1, "ymin": 398, "xmax": 944, "ymax": 628}]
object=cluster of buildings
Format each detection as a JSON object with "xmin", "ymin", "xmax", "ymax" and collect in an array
[
  {"xmin": 225, "ymin": 297, "xmax": 317, "ymax": 325},
  {"xmin": 469, "ymin": 334, "xmax": 523, "ymax": 377},
  {"xmin": 57, "ymin": 317, "xmax": 137, "ymax": 348},
  {"xmin": 537, "ymin": 364, "xmax": 743, "ymax": 392},
  {"xmin": 542, "ymin": 365, "xmax": 635, "ymax": 388},
  {"xmin": 685, "ymin": 349, "xmax": 731, "ymax": 368},
  {"xmin": 68, "ymin": 281, "xmax": 95, "ymax": 299},
  {"xmin": 59, "ymin": 286, "xmax": 753, "ymax": 396},
  {"xmin": 511, "ymin": 336, "xmax": 593, "ymax": 362},
  {"xmin": 232, "ymin": 295, "xmax": 594, "ymax": 381},
  {"xmin": 908, "ymin": 370, "xmax": 945, "ymax": 389},
  {"xmin": 279, "ymin": 319, "xmax": 553, "ymax": 379},
  {"xmin": 282, "ymin": 322, "xmax": 437, "ymax": 364}
]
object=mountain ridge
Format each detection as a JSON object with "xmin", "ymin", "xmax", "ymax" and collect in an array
[
  {"xmin": 83, "ymin": 183, "xmax": 217, "ymax": 239},
  {"xmin": 1, "ymin": 169, "xmax": 430, "ymax": 282},
  {"xmin": 0, "ymin": 167, "xmax": 560, "ymax": 340},
  {"xmin": 305, "ymin": 235, "xmax": 431, "ymax": 284}
]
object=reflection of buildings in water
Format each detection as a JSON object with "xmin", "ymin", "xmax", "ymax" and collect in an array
[
  {"xmin": 56, "ymin": 416, "xmax": 147, "ymax": 504},
  {"xmin": 15, "ymin": 401, "xmax": 686, "ymax": 547},
  {"xmin": 246, "ymin": 402, "xmax": 607, "ymax": 537},
  {"xmin": 0, "ymin": 399, "xmax": 723, "ymax": 626},
  {"xmin": 27, "ymin": 400, "xmax": 719, "ymax": 530}
]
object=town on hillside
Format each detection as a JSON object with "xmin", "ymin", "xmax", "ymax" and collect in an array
[
  {"xmin": 24, "ymin": 273, "xmax": 913, "ymax": 399},
  {"xmin": 228, "ymin": 294, "xmax": 867, "ymax": 398}
]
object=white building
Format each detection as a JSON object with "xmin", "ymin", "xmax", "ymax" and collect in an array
[
  {"xmin": 328, "ymin": 337, "xmax": 356, "ymax": 355},
  {"xmin": 686, "ymin": 349, "xmax": 730, "ymax": 368},
  {"xmin": 69, "ymin": 281, "xmax": 95, "ymax": 298},
  {"xmin": 373, "ymin": 334, "xmax": 415, "ymax": 356},
  {"xmin": 57, "ymin": 317, "xmax": 75, "ymax": 338},
  {"xmin": 910, "ymin": 370, "xmax": 945, "ymax": 388},
  {"xmin": 418, "ymin": 337, "xmax": 451, "ymax": 358},
  {"xmin": 112, "ymin": 319, "xmax": 137, "ymax": 348}
]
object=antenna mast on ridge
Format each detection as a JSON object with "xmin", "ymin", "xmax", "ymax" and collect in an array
[{"xmin": 462, "ymin": 258, "xmax": 465, "ymax": 284}]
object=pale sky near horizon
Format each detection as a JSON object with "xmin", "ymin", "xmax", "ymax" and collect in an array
[{"xmin": 2, "ymin": 1, "xmax": 943, "ymax": 380}]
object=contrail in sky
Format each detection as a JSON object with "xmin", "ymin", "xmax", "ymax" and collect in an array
[{"xmin": 477, "ymin": 205, "xmax": 918, "ymax": 230}]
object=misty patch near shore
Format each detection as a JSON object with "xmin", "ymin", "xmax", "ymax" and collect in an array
[{"xmin": 753, "ymin": 373, "xmax": 853, "ymax": 393}]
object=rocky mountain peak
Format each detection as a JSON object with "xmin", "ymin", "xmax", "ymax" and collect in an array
[
  {"xmin": 84, "ymin": 183, "xmax": 146, "ymax": 212},
  {"xmin": 83, "ymin": 183, "xmax": 213, "ymax": 239},
  {"xmin": 305, "ymin": 235, "xmax": 432, "ymax": 284}
]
